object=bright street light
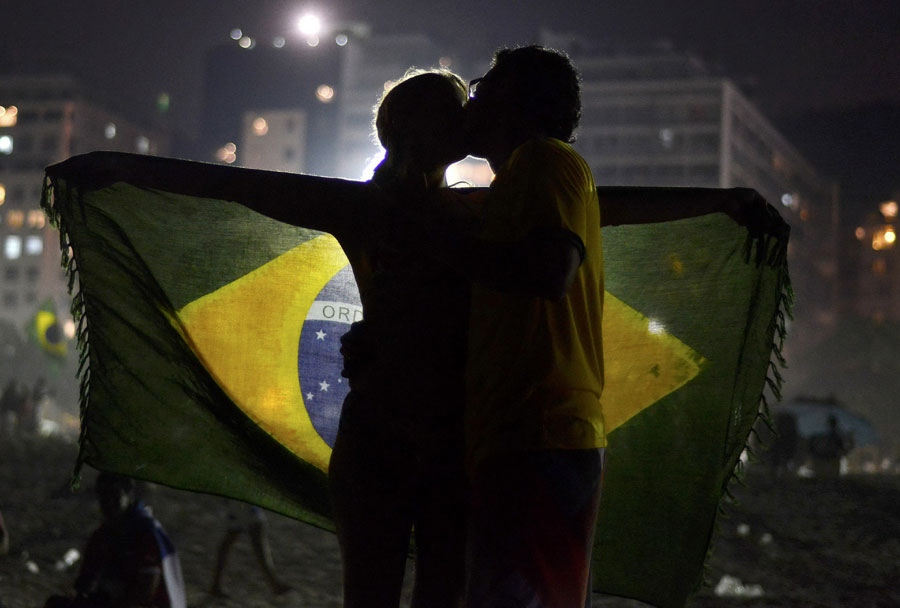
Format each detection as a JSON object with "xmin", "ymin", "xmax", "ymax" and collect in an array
[{"xmin": 297, "ymin": 14, "xmax": 322, "ymax": 36}]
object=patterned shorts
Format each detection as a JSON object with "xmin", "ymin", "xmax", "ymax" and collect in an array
[{"xmin": 466, "ymin": 448, "xmax": 605, "ymax": 608}]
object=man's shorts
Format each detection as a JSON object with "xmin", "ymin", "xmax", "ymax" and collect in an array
[{"xmin": 466, "ymin": 448, "xmax": 605, "ymax": 608}]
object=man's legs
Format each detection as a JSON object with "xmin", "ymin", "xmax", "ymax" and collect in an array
[{"xmin": 466, "ymin": 448, "xmax": 604, "ymax": 608}]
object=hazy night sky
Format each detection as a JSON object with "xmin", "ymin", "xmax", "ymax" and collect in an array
[{"xmin": 3, "ymin": 0, "xmax": 899, "ymax": 207}]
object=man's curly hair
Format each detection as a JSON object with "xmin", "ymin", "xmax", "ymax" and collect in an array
[{"xmin": 489, "ymin": 45, "xmax": 582, "ymax": 143}]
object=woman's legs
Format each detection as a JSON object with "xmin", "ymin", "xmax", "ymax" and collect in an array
[{"xmin": 329, "ymin": 400, "xmax": 415, "ymax": 608}]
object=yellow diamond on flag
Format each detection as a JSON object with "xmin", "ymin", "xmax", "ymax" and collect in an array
[
  {"xmin": 178, "ymin": 234, "xmax": 349, "ymax": 473},
  {"xmin": 601, "ymin": 292, "xmax": 705, "ymax": 433}
]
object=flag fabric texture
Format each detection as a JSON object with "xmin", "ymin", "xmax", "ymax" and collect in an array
[{"xmin": 43, "ymin": 152, "xmax": 791, "ymax": 608}]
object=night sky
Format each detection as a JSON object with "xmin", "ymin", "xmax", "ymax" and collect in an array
[{"xmin": 3, "ymin": 0, "xmax": 899, "ymax": 211}]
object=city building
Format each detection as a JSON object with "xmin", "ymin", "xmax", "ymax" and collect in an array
[
  {"xmin": 852, "ymin": 199, "xmax": 899, "ymax": 322},
  {"xmin": 201, "ymin": 26, "xmax": 465, "ymax": 180},
  {"xmin": 541, "ymin": 31, "xmax": 840, "ymax": 338},
  {"xmin": 0, "ymin": 75, "xmax": 169, "ymax": 332},
  {"xmin": 201, "ymin": 38, "xmax": 342, "ymax": 176}
]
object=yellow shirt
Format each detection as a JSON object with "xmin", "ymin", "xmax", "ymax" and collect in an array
[{"xmin": 465, "ymin": 138, "xmax": 605, "ymax": 470}]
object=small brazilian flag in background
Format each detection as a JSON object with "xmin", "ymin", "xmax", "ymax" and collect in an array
[
  {"xmin": 26, "ymin": 298, "xmax": 67, "ymax": 358},
  {"xmin": 43, "ymin": 153, "xmax": 791, "ymax": 608}
]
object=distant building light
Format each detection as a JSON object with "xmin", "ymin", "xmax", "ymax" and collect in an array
[
  {"xmin": 307, "ymin": 35, "xmax": 320, "ymax": 47},
  {"xmin": 6, "ymin": 210, "xmax": 24, "ymax": 228},
  {"xmin": 64, "ymin": 319, "xmax": 76, "ymax": 339},
  {"xmin": 872, "ymin": 226, "xmax": 896, "ymax": 250},
  {"xmin": 104, "ymin": 123, "xmax": 117, "ymax": 139},
  {"xmin": 0, "ymin": 135, "xmax": 12, "ymax": 155},
  {"xmin": 335, "ymin": 34, "xmax": 348, "ymax": 46},
  {"xmin": 273, "ymin": 36, "xmax": 286, "ymax": 48},
  {"xmin": 4, "ymin": 235, "xmax": 22, "ymax": 259},
  {"xmin": 136, "ymin": 136, "xmax": 150, "ymax": 154},
  {"xmin": 439, "ymin": 56, "xmax": 452, "ymax": 68},
  {"xmin": 230, "ymin": 28, "xmax": 243, "ymax": 41},
  {"xmin": 799, "ymin": 209, "xmax": 810, "ymax": 221},
  {"xmin": 239, "ymin": 36, "xmax": 254, "ymax": 49},
  {"xmin": 880, "ymin": 200, "xmax": 898, "ymax": 220},
  {"xmin": 25, "ymin": 235, "xmax": 42, "ymax": 255},
  {"xmin": 316, "ymin": 85, "xmax": 335, "ymax": 103},
  {"xmin": 855, "ymin": 226, "xmax": 866, "ymax": 240},
  {"xmin": 27, "ymin": 210, "xmax": 46, "ymax": 229},
  {"xmin": 780, "ymin": 193, "xmax": 793, "ymax": 207},
  {"xmin": 0, "ymin": 184, "xmax": 5, "ymax": 206},
  {"xmin": 216, "ymin": 142, "xmax": 237, "ymax": 164},
  {"xmin": 156, "ymin": 92, "xmax": 171, "ymax": 113},
  {"xmin": 659, "ymin": 128, "xmax": 674, "ymax": 148},
  {"xmin": 252, "ymin": 117, "xmax": 268, "ymax": 136},
  {"xmin": 297, "ymin": 14, "xmax": 321, "ymax": 36},
  {"xmin": 0, "ymin": 105, "xmax": 17, "ymax": 127}
]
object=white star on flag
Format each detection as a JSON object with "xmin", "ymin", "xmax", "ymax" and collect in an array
[
  {"xmin": 316, "ymin": 330, "xmax": 327, "ymax": 341},
  {"xmin": 306, "ymin": 392, "xmax": 314, "ymax": 401},
  {"xmin": 319, "ymin": 380, "xmax": 330, "ymax": 392}
]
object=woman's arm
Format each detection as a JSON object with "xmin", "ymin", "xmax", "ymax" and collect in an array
[{"xmin": 45, "ymin": 151, "xmax": 383, "ymax": 238}]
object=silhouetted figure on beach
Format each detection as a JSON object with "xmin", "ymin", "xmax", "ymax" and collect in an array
[
  {"xmin": 208, "ymin": 502, "xmax": 291, "ymax": 598},
  {"xmin": 809, "ymin": 415, "xmax": 851, "ymax": 478},
  {"xmin": 43, "ymin": 473, "xmax": 185, "ymax": 608},
  {"xmin": 769, "ymin": 411, "xmax": 799, "ymax": 477}
]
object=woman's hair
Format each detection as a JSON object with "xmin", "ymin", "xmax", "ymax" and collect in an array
[{"xmin": 373, "ymin": 68, "xmax": 467, "ymax": 159}]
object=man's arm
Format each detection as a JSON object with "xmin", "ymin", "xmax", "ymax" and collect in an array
[
  {"xmin": 396, "ymin": 189, "xmax": 582, "ymax": 300},
  {"xmin": 598, "ymin": 186, "xmax": 758, "ymax": 227}
]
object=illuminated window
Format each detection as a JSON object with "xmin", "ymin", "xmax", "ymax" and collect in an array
[
  {"xmin": 0, "ymin": 105, "xmax": 17, "ymax": 127},
  {"xmin": 872, "ymin": 226, "xmax": 896, "ymax": 250},
  {"xmin": 136, "ymin": 136, "xmax": 150, "ymax": 154},
  {"xmin": 881, "ymin": 201, "xmax": 898, "ymax": 220},
  {"xmin": 27, "ymin": 210, "xmax": 46, "ymax": 229},
  {"xmin": 316, "ymin": 85, "xmax": 335, "ymax": 103},
  {"xmin": 0, "ymin": 135, "xmax": 12, "ymax": 155},
  {"xmin": 104, "ymin": 123, "xmax": 117, "ymax": 139},
  {"xmin": 25, "ymin": 235, "xmax": 42, "ymax": 255},
  {"xmin": 4, "ymin": 235, "xmax": 22, "ymax": 259},
  {"xmin": 6, "ymin": 210, "xmax": 24, "ymax": 228}
]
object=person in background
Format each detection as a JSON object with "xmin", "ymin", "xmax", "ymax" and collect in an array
[
  {"xmin": 208, "ymin": 501, "xmax": 292, "ymax": 598},
  {"xmin": 43, "ymin": 473, "xmax": 186, "ymax": 608}
]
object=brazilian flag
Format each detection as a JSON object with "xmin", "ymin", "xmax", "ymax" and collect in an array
[
  {"xmin": 43, "ymin": 152, "xmax": 790, "ymax": 607},
  {"xmin": 26, "ymin": 298, "xmax": 67, "ymax": 358}
]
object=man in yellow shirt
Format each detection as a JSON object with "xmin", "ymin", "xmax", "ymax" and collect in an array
[{"xmin": 415, "ymin": 46, "xmax": 605, "ymax": 607}]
